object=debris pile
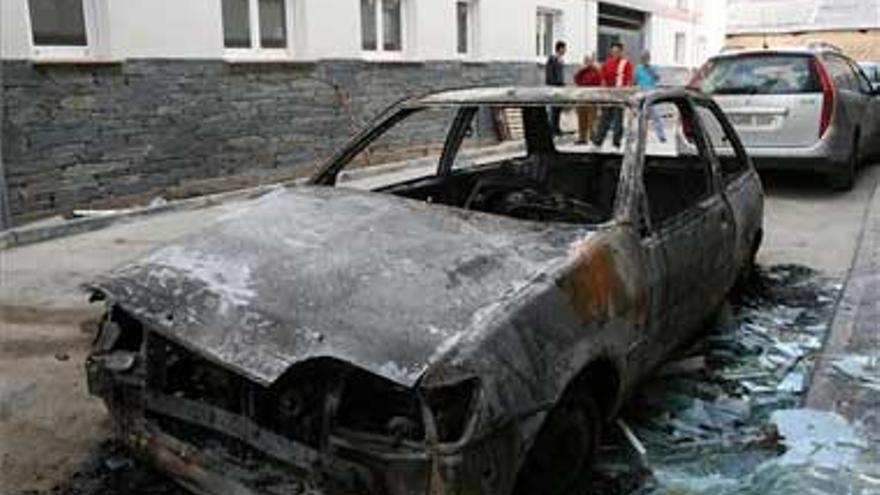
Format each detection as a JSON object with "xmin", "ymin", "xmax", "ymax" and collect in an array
[{"xmin": 587, "ymin": 264, "xmax": 880, "ymax": 495}]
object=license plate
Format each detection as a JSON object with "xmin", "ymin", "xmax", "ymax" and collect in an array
[
  {"xmin": 754, "ymin": 115, "xmax": 775, "ymax": 127},
  {"xmin": 729, "ymin": 114, "xmax": 776, "ymax": 128}
]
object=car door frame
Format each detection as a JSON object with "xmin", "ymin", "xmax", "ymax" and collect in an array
[
  {"xmin": 690, "ymin": 95, "xmax": 754, "ymax": 287},
  {"xmin": 632, "ymin": 93, "xmax": 734, "ymax": 354}
]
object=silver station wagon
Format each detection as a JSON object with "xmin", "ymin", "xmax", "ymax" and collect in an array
[{"xmin": 692, "ymin": 46, "xmax": 880, "ymax": 190}]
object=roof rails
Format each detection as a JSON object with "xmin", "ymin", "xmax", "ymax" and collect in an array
[{"xmin": 805, "ymin": 41, "xmax": 843, "ymax": 53}]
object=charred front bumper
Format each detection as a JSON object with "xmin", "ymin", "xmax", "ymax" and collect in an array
[{"xmin": 86, "ymin": 335, "xmax": 515, "ymax": 495}]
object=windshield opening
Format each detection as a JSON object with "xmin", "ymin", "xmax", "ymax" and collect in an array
[{"xmin": 327, "ymin": 102, "xmax": 642, "ymax": 225}]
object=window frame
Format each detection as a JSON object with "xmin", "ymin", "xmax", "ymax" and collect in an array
[
  {"xmin": 361, "ymin": 0, "xmax": 408, "ymax": 59},
  {"xmin": 638, "ymin": 96, "xmax": 719, "ymax": 232},
  {"xmin": 846, "ymin": 59, "xmax": 874, "ymax": 95},
  {"xmin": 455, "ymin": 0, "xmax": 479, "ymax": 58},
  {"xmin": 535, "ymin": 8, "xmax": 561, "ymax": 60},
  {"xmin": 674, "ymin": 32, "xmax": 687, "ymax": 66},
  {"xmin": 26, "ymin": 0, "xmax": 107, "ymax": 61},
  {"xmin": 823, "ymin": 54, "xmax": 859, "ymax": 92},
  {"xmin": 223, "ymin": 0, "xmax": 296, "ymax": 61},
  {"xmin": 692, "ymin": 98, "xmax": 752, "ymax": 184}
]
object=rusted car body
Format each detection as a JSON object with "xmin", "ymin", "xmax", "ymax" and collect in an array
[{"xmin": 85, "ymin": 87, "xmax": 763, "ymax": 495}]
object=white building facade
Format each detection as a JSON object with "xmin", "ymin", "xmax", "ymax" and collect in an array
[
  {"xmin": 1, "ymin": 0, "xmax": 726, "ymax": 224},
  {"xmin": 3, "ymin": 0, "xmax": 726, "ymax": 67}
]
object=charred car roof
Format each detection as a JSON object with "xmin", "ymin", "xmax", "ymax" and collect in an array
[{"xmin": 410, "ymin": 86, "xmax": 704, "ymax": 107}]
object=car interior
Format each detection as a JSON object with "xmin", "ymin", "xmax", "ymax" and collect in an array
[{"xmin": 352, "ymin": 102, "xmax": 714, "ymax": 227}]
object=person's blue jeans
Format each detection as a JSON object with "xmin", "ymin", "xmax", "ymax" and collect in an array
[
  {"xmin": 592, "ymin": 107, "xmax": 624, "ymax": 147},
  {"xmin": 647, "ymin": 105, "xmax": 666, "ymax": 142}
]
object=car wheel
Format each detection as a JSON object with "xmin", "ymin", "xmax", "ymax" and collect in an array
[
  {"xmin": 512, "ymin": 388, "xmax": 602, "ymax": 495},
  {"xmin": 829, "ymin": 134, "xmax": 858, "ymax": 191}
]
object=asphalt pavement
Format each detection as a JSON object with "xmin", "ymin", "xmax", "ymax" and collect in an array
[{"xmin": 1, "ymin": 162, "xmax": 879, "ymax": 492}]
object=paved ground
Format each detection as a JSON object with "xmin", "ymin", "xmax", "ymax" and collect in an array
[
  {"xmin": 806, "ymin": 164, "xmax": 880, "ymax": 439},
  {"xmin": 758, "ymin": 166, "xmax": 880, "ymax": 277},
  {"xmin": 1, "ymin": 162, "xmax": 878, "ymax": 493}
]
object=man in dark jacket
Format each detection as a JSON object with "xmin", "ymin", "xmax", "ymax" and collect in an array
[{"xmin": 545, "ymin": 41, "xmax": 567, "ymax": 136}]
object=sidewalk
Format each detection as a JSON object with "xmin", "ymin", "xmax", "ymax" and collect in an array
[{"xmin": 806, "ymin": 175, "xmax": 880, "ymax": 440}]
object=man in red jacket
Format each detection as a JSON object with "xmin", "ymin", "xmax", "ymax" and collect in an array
[
  {"xmin": 592, "ymin": 42, "xmax": 633, "ymax": 148},
  {"xmin": 573, "ymin": 53, "xmax": 601, "ymax": 144}
]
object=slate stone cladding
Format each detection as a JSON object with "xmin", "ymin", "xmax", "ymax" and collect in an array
[{"xmin": 1, "ymin": 59, "xmax": 550, "ymax": 223}]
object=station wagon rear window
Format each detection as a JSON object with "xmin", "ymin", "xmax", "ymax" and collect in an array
[{"xmin": 697, "ymin": 54, "xmax": 821, "ymax": 95}]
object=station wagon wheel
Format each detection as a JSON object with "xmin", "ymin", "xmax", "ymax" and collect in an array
[{"xmin": 512, "ymin": 389, "xmax": 602, "ymax": 495}]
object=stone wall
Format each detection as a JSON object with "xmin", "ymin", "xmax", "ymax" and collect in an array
[
  {"xmin": 1, "ymin": 59, "xmax": 542, "ymax": 223},
  {"xmin": 2, "ymin": 58, "xmax": 686, "ymax": 224}
]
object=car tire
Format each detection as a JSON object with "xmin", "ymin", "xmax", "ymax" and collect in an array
[
  {"xmin": 512, "ymin": 387, "xmax": 602, "ymax": 495},
  {"xmin": 829, "ymin": 134, "xmax": 858, "ymax": 191}
]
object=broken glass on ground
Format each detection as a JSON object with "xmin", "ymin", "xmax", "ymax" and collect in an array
[
  {"xmin": 587, "ymin": 264, "xmax": 880, "ymax": 495},
  {"xmin": 831, "ymin": 355, "xmax": 880, "ymax": 392}
]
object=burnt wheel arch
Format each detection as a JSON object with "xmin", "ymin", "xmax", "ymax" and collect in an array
[{"xmin": 510, "ymin": 358, "xmax": 620, "ymax": 495}]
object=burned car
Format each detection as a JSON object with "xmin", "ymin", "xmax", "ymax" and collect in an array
[{"xmin": 86, "ymin": 87, "xmax": 763, "ymax": 495}]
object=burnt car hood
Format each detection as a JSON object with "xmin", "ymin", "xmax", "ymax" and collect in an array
[{"xmin": 92, "ymin": 186, "xmax": 591, "ymax": 387}]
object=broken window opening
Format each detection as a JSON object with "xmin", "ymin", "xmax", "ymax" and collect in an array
[
  {"xmin": 641, "ymin": 100, "xmax": 714, "ymax": 227},
  {"xmin": 334, "ymin": 104, "xmax": 625, "ymax": 226}
]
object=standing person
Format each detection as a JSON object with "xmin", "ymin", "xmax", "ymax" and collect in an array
[
  {"xmin": 635, "ymin": 51, "xmax": 667, "ymax": 142},
  {"xmin": 545, "ymin": 41, "xmax": 567, "ymax": 136},
  {"xmin": 591, "ymin": 42, "xmax": 633, "ymax": 149},
  {"xmin": 573, "ymin": 54, "xmax": 602, "ymax": 144}
]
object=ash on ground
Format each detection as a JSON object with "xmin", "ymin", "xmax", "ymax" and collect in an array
[
  {"xmin": 22, "ymin": 441, "xmax": 185, "ymax": 495},
  {"xmin": 589, "ymin": 264, "xmax": 880, "ymax": 495}
]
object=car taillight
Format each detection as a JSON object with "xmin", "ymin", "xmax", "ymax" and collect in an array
[{"xmin": 813, "ymin": 58, "xmax": 834, "ymax": 138}]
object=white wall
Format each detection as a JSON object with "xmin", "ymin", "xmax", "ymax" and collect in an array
[
  {"xmin": 648, "ymin": 15, "xmax": 697, "ymax": 66},
  {"xmin": 299, "ymin": 0, "xmax": 360, "ymax": 59},
  {"xmin": 1, "ymin": 0, "xmax": 725, "ymax": 65},
  {"xmin": 2, "ymin": 0, "xmax": 33, "ymax": 59},
  {"xmin": 110, "ymin": 0, "xmax": 222, "ymax": 59}
]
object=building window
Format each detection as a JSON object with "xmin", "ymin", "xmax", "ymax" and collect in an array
[
  {"xmin": 28, "ymin": 0, "xmax": 86, "ymax": 46},
  {"xmin": 222, "ymin": 0, "xmax": 291, "ymax": 55},
  {"xmin": 456, "ymin": 0, "xmax": 478, "ymax": 56},
  {"xmin": 362, "ymin": 0, "xmax": 405, "ymax": 53},
  {"xmin": 536, "ymin": 9, "xmax": 559, "ymax": 58},
  {"xmin": 675, "ymin": 32, "xmax": 686, "ymax": 65},
  {"xmin": 26, "ymin": 0, "xmax": 108, "ymax": 59}
]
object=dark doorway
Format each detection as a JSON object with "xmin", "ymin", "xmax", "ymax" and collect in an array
[{"xmin": 597, "ymin": 3, "xmax": 646, "ymax": 62}]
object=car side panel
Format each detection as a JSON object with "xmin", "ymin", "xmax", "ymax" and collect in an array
[{"xmin": 724, "ymin": 170, "xmax": 764, "ymax": 271}]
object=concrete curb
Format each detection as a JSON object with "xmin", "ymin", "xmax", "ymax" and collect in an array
[
  {"xmin": 0, "ymin": 183, "xmax": 286, "ymax": 251},
  {"xmin": 805, "ymin": 171, "xmax": 880, "ymax": 417}
]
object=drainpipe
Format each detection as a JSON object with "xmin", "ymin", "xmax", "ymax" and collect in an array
[
  {"xmin": 0, "ymin": 138, "xmax": 10, "ymax": 231},
  {"xmin": 0, "ymin": 72, "xmax": 11, "ymax": 230}
]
